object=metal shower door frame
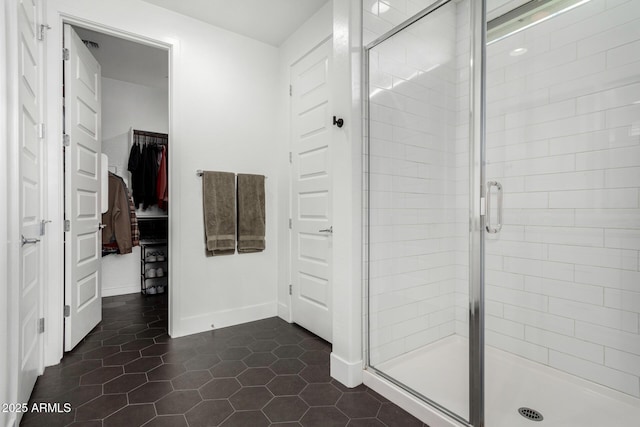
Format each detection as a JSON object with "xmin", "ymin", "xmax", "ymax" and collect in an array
[{"xmin": 363, "ymin": 0, "xmax": 487, "ymax": 426}]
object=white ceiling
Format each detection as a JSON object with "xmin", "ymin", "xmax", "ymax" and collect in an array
[
  {"xmin": 74, "ymin": 27, "xmax": 168, "ymax": 89},
  {"xmin": 141, "ymin": 0, "xmax": 328, "ymax": 46}
]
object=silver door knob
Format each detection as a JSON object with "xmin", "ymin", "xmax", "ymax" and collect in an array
[
  {"xmin": 21, "ymin": 235, "xmax": 40, "ymax": 246},
  {"xmin": 98, "ymin": 223, "xmax": 106, "ymax": 230},
  {"xmin": 318, "ymin": 226, "xmax": 333, "ymax": 234}
]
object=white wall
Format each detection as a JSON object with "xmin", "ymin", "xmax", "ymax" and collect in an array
[
  {"xmin": 101, "ymin": 76, "xmax": 168, "ymax": 194},
  {"xmin": 484, "ymin": 0, "xmax": 640, "ymax": 397},
  {"xmin": 44, "ymin": 0, "xmax": 281, "ymax": 361},
  {"xmin": 101, "ymin": 76, "xmax": 168, "ymax": 296},
  {"xmin": 276, "ymin": 3, "xmax": 332, "ymax": 321}
]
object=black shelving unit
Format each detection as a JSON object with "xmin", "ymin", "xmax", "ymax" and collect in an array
[{"xmin": 139, "ymin": 217, "xmax": 168, "ymax": 295}]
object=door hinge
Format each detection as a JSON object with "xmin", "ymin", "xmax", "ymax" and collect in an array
[
  {"xmin": 63, "ymin": 48, "xmax": 69, "ymax": 61},
  {"xmin": 38, "ymin": 123, "xmax": 45, "ymax": 138},
  {"xmin": 63, "ymin": 134, "xmax": 70, "ymax": 147},
  {"xmin": 64, "ymin": 305, "xmax": 70, "ymax": 317},
  {"xmin": 64, "ymin": 220, "xmax": 70, "ymax": 232},
  {"xmin": 289, "ymin": 218, "xmax": 292, "ymax": 229},
  {"xmin": 38, "ymin": 24, "xmax": 51, "ymax": 41},
  {"xmin": 38, "ymin": 318, "xmax": 45, "ymax": 333},
  {"xmin": 289, "ymin": 152, "xmax": 292, "ymax": 163},
  {"xmin": 289, "ymin": 85, "xmax": 292, "ymax": 96},
  {"xmin": 480, "ymin": 197, "xmax": 486, "ymax": 216},
  {"xmin": 289, "ymin": 284, "xmax": 292, "ymax": 295}
]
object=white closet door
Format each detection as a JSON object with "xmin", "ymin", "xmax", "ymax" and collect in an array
[
  {"xmin": 64, "ymin": 24, "xmax": 103, "ymax": 351},
  {"xmin": 16, "ymin": 0, "xmax": 44, "ymax": 415},
  {"xmin": 290, "ymin": 38, "xmax": 333, "ymax": 342}
]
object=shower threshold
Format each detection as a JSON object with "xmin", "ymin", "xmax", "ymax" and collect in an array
[{"xmin": 368, "ymin": 335, "xmax": 640, "ymax": 427}]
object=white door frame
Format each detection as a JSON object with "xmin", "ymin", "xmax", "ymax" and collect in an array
[{"xmin": 43, "ymin": 14, "xmax": 176, "ymax": 366}]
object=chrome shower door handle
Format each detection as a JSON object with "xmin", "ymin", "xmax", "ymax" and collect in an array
[{"xmin": 485, "ymin": 181, "xmax": 503, "ymax": 234}]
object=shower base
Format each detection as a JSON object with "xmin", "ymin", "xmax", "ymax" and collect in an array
[{"xmin": 366, "ymin": 335, "xmax": 640, "ymax": 427}]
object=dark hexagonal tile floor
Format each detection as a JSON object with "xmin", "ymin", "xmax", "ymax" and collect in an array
[{"xmin": 21, "ymin": 293, "xmax": 427, "ymax": 426}]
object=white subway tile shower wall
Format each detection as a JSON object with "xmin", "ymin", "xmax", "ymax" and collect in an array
[
  {"xmin": 366, "ymin": 0, "xmax": 471, "ymax": 365},
  {"xmin": 365, "ymin": 0, "xmax": 640, "ymax": 399},
  {"xmin": 485, "ymin": 0, "xmax": 640, "ymax": 397}
]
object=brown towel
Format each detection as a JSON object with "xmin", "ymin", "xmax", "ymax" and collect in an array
[
  {"xmin": 237, "ymin": 174, "xmax": 265, "ymax": 253},
  {"xmin": 203, "ymin": 171, "xmax": 236, "ymax": 256}
]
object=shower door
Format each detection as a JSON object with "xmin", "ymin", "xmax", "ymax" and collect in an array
[
  {"xmin": 484, "ymin": 0, "xmax": 640, "ymax": 426},
  {"xmin": 365, "ymin": 0, "xmax": 485, "ymax": 425}
]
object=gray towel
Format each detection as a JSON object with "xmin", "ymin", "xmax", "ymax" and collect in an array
[
  {"xmin": 237, "ymin": 174, "xmax": 265, "ymax": 253},
  {"xmin": 203, "ymin": 171, "xmax": 236, "ymax": 256}
]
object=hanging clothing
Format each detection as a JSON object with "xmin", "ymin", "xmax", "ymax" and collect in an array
[
  {"xmin": 128, "ymin": 195, "xmax": 140, "ymax": 247},
  {"xmin": 102, "ymin": 173, "xmax": 133, "ymax": 254},
  {"xmin": 156, "ymin": 146, "xmax": 168, "ymax": 210},
  {"xmin": 142, "ymin": 144, "xmax": 159, "ymax": 209},
  {"xmin": 127, "ymin": 141, "xmax": 143, "ymax": 207}
]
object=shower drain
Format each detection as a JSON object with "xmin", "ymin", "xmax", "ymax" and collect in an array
[{"xmin": 518, "ymin": 407, "xmax": 544, "ymax": 422}]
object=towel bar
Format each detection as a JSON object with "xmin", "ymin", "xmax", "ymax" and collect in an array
[{"xmin": 196, "ymin": 170, "xmax": 267, "ymax": 178}]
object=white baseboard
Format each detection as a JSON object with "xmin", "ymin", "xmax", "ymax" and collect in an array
[
  {"xmin": 277, "ymin": 302, "xmax": 291, "ymax": 322},
  {"xmin": 330, "ymin": 352, "xmax": 363, "ymax": 388},
  {"xmin": 175, "ymin": 301, "xmax": 277, "ymax": 338},
  {"xmin": 102, "ymin": 284, "xmax": 140, "ymax": 297},
  {"xmin": 362, "ymin": 370, "xmax": 463, "ymax": 427}
]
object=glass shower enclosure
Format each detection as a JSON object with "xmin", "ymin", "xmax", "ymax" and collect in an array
[{"xmin": 365, "ymin": 0, "xmax": 640, "ymax": 426}]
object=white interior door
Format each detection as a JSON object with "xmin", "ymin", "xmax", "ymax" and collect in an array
[
  {"xmin": 64, "ymin": 24, "xmax": 102, "ymax": 351},
  {"xmin": 17, "ymin": 0, "xmax": 44, "ymax": 410},
  {"xmin": 290, "ymin": 38, "xmax": 333, "ymax": 343}
]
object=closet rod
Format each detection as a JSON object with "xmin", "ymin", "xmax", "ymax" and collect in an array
[
  {"xmin": 133, "ymin": 129, "xmax": 168, "ymax": 138},
  {"xmin": 196, "ymin": 170, "xmax": 267, "ymax": 179}
]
